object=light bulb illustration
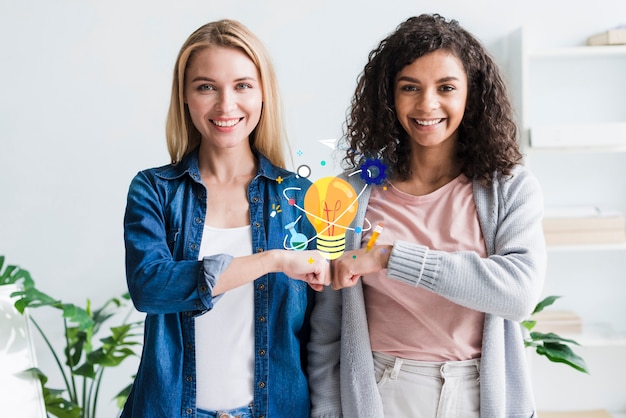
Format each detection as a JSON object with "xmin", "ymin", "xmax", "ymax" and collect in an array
[{"xmin": 304, "ymin": 176, "xmax": 358, "ymax": 260}]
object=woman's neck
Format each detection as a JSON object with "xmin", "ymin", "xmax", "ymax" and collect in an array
[
  {"xmin": 198, "ymin": 143, "xmax": 257, "ymax": 184},
  {"xmin": 393, "ymin": 146, "xmax": 462, "ymax": 196}
]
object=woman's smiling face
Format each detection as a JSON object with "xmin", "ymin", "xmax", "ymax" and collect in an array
[
  {"xmin": 184, "ymin": 46, "xmax": 263, "ymax": 150},
  {"xmin": 394, "ymin": 49, "xmax": 468, "ymax": 150}
]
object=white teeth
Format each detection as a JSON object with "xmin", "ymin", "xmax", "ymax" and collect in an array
[
  {"xmin": 415, "ymin": 119, "xmax": 442, "ymax": 126},
  {"xmin": 212, "ymin": 119, "xmax": 239, "ymax": 127}
]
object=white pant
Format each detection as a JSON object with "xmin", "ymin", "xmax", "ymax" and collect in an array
[{"xmin": 373, "ymin": 352, "xmax": 481, "ymax": 418}]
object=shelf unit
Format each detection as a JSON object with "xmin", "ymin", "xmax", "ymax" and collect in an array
[{"xmin": 507, "ymin": 27, "xmax": 626, "ymax": 415}]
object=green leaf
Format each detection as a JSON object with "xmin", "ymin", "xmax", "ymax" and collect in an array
[
  {"xmin": 531, "ymin": 295, "xmax": 561, "ymax": 315},
  {"xmin": 65, "ymin": 328, "xmax": 89, "ymax": 369},
  {"xmin": 73, "ymin": 362, "xmax": 96, "ymax": 378},
  {"xmin": 114, "ymin": 381, "xmax": 134, "ymax": 409},
  {"xmin": 536, "ymin": 342, "xmax": 589, "ymax": 374},
  {"xmin": 61, "ymin": 303, "xmax": 94, "ymax": 331},
  {"xmin": 0, "ymin": 259, "xmax": 35, "ymax": 289},
  {"xmin": 529, "ymin": 331, "xmax": 581, "ymax": 346},
  {"xmin": 27, "ymin": 366, "xmax": 82, "ymax": 418},
  {"xmin": 11, "ymin": 287, "xmax": 60, "ymax": 314},
  {"xmin": 521, "ymin": 319, "xmax": 536, "ymax": 331}
]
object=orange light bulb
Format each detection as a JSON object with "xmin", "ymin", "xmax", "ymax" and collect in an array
[{"xmin": 304, "ymin": 176, "xmax": 358, "ymax": 260}]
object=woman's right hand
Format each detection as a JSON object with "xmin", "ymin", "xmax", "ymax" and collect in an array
[{"xmin": 330, "ymin": 245, "xmax": 391, "ymax": 290}]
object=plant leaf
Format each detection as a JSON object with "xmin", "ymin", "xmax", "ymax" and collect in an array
[
  {"xmin": 114, "ymin": 380, "xmax": 134, "ymax": 409},
  {"xmin": 27, "ymin": 367, "xmax": 82, "ymax": 418},
  {"xmin": 11, "ymin": 287, "xmax": 60, "ymax": 314},
  {"xmin": 521, "ymin": 319, "xmax": 536, "ymax": 331},
  {"xmin": 536, "ymin": 342, "xmax": 589, "ymax": 374},
  {"xmin": 529, "ymin": 331, "xmax": 581, "ymax": 346},
  {"xmin": 0, "ymin": 258, "xmax": 35, "ymax": 289},
  {"xmin": 531, "ymin": 295, "xmax": 561, "ymax": 315},
  {"xmin": 61, "ymin": 303, "xmax": 94, "ymax": 331}
]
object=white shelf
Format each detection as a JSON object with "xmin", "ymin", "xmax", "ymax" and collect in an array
[
  {"xmin": 526, "ymin": 145, "xmax": 626, "ymax": 154},
  {"xmin": 562, "ymin": 325, "xmax": 626, "ymax": 348},
  {"xmin": 510, "ymin": 26, "xmax": 626, "ymax": 415},
  {"xmin": 547, "ymin": 242, "xmax": 626, "ymax": 252},
  {"xmin": 511, "ymin": 28, "xmax": 626, "ymax": 150},
  {"xmin": 529, "ymin": 44, "xmax": 626, "ymax": 58}
]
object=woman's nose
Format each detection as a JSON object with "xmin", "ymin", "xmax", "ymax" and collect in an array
[
  {"xmin": 416, "ymin": 89, "xmax": 439, "ymax": 111},
  {"xmin": 215, "ymin": 90, "xmax": 236, "ymax": 112}
]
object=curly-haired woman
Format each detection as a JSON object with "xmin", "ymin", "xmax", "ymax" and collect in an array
[{"xmin": 309, "ymin": 14, "xmax": 546, "ymax": 418}]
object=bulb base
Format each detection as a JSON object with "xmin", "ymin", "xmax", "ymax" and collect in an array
[{"xmin": 316, "ymin": 233, "xmax": 346, "ymax": 260}]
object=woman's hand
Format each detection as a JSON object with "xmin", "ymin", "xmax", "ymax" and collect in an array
[
  {"xmin": 277, "ymin": 250, "xmax": 331, "ymax": 292},
  {"xmin": 330, "ymin": 245, "xmax": 391, "ymax": 290}
]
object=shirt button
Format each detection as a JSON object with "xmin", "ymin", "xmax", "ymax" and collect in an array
[
  {"xmin": 254, "ymin": 222, "xmax": 261, "ymax": 228},
  {"xmin": 191, "ymin": 243, "xmax": 198, "ymax": 250},
  {"xmin": 257, "ymin": 247, "xmax": 263, "ymax": 253},
  {"xmin": 259, "ymin": 349, "xmax": 266, "ymax": 356},
  {"xmin": 184, "ymin": 311, "xmax": 191, "ymax": 317},
  {"xmin": 259, "ymin": 381, "xmax": 265, "ymax": 388},
  {"xmin": 259, "ymin": 316, "xmax": 266, "ymax": 322},
  {"xmin": 200, "ymin": 285, "xmax": 207, "ymax": 292},
  {"xmin": 185, "ymin": 375, "xmax": 193, "ymax": 382},
  {"xmin": 258, "ymin": 284, "xmax": 265, "ymax": 290},
  {"xmin": 195, "ymin": 217, "xmax": 203, "ymax": 224},
  {"xmin": 252, "ymin": 197, "xmax": 259, "ymax": 203},
  {"xmin": 186, "ymin": 408, "xmax": 193, "ymax": 414}
]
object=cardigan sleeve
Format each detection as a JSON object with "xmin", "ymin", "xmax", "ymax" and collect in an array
[{"xmin": 386, "ymin": 167, "xmax": 546, "ymax": 322}]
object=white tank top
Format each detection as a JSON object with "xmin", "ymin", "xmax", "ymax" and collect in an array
[{"xmin": 195, "ymin": 224, "xmax": 254, "ymax": 410}]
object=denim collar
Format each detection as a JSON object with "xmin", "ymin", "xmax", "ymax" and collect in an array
[{"xmin": 153, "ymin": 147, "xmax": 286, "ymax": 183}]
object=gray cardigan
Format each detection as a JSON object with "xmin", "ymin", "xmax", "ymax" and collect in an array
[{"xmin": 308, "ymin": 165, "xmax": 546, "ymax": 418}]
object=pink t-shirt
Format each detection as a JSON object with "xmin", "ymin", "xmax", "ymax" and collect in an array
[{"xmin": 362, "ymin": 175, "xmax": 486, "ymax": 361}]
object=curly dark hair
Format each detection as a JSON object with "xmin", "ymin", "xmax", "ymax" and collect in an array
[{"xmin": 341, "ymin": 14, "xmax": 522, "ymax": 183}]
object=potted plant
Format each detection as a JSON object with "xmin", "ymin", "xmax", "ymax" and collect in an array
[
  {"xmin": 522, "ymin": 295, "xmax": 589, "ymax": 374},
  {"xmin": 0, "ymin": 255, "xmax": 143, "ymax": 418}
]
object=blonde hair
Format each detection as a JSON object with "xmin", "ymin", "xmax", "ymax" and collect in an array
[{"xmin": 165, "ymin": 19, "xmax": 288, "ymax": 167}]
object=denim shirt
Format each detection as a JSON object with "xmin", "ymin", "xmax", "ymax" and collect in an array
[{"xmin": 121, "ymin": 149, "xmax": 317, "ymax": 418}]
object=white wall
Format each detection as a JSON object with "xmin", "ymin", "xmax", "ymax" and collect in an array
[{"xmin": 2, "ymin": 0, "xmax": 625, "ymax": 416}]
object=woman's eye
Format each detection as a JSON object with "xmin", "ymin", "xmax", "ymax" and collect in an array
[
  {"xmin": 198, "ymin": 84, "xmax": 214, "ymax": 91},
  {"xmin": 236, "ymin": 83, "xmax": 253, "ymax": 90},
  {"xmin": 400, "ymin": 85, "xmax": 418, "ymax": 92},
  {"xmin": 440, "ymin": 85, "xmax": 455, "ymax": 92}
]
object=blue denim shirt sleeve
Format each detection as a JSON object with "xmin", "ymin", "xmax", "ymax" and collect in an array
[{"xmin": 124, "ymin": 169, "xmax": 230, "ymax": 315}]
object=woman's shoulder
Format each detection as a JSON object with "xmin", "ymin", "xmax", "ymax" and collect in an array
[
  {"xmin": 475, "ymin": 165, "xmax": 538, "ymax": 189},
  {"xmin": 499, "ymin": 165, "xmax": 540, "ymax": 191},
  {"xmin": 474, "ymin": 164, "xmax": 542, "ymax": 206}
]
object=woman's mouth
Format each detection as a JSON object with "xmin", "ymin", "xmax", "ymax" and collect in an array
[
  {"xmin": 211, "ymin": 118, "xmax": 242, "ymax": 127},
  {"xmin": 414, "ymin": 118, "xmax": 443, "ymax": 126}
]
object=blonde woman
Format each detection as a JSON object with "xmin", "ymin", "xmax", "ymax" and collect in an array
[{"xmin": 122, "ymin": 20, "xmax": 329, "ymax": 418}]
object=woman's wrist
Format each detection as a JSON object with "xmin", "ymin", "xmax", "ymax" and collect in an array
[
  {"xmin": 258, "ymin": 249, "xmax": 278, "ymax": 274},
  {"xmin": 373, "ymin": 244, "xmax": 392, "ymax": 269}
]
